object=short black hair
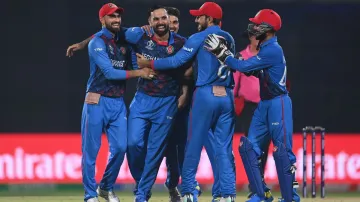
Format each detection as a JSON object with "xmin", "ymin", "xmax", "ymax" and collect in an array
[
  {"xmin": 148, "ymin": 5, "xmax": 167, "ymax": 18},
  {"xmin": 212, "ymin": 18, "xmax": 221, "ymax": 25},
  {"xmin": 205, "ymin": 16, "xmax": 221, "ymax": 25},
  {"xmin": 165, "ymin": 7, "xmax": 180, "ymax": 18}
]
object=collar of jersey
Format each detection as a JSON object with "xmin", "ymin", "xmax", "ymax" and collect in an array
[
  {"xmin": 151, "ymin": 31, "xmax": 174, "ymax": 46},
  {"xmin": 260, "ymin": 36, "xmax": 277, "ymax": 48},
  {"xmin": 101, "ymin": 27, "xmax": 115, "ymax": 39},
  {"xmin": 204, "ymin": 25, "xmax": 221, "ymax": 32}
]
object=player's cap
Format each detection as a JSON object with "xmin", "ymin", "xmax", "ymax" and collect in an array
[
  {"xmin": 99, "ymin": 3, "xmax": 124, "ymax": 19},
  {"xmin": 249, "ymin": 9, "xmax": 281, "ymax": 31},
  {"xmin": 189, "ymin": 2, "xmax": 222, "ymax": 19}
]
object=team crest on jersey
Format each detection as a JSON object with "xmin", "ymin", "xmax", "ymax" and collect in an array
[
  {"xmin": 146, "ymin": 40, "xmax": 155, "ymax": 50},
  {"xmin": 120, "ymin": 47, "xmax": 126, "ymax": 55},
  {"xmin": 166, "ymin": 45, "xmax": 174, "ymax": 54},
  {"xmin": 108, "ymin": 45, "xmax": 114, "ymax": 55}
]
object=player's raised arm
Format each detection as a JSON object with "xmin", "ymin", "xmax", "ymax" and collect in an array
[
  {"xmin": 224, "ymin": 50, "xmax": 273, "ymax": 71},
  {"xmin": 66, "ymin": 36, "xmax": 93, "ymax": 57},
  {"xmin": 124, "ymin": 27, "xmax": 146, "ymax": 44},
  {"xmin": 205, "ymin": 33, "xmax": 273, "ymax": 72},
  {"xmin": 89, "ymin": 37, "xmax": 154, "ymax": 80},
  {"xmin": 66, "ymin": 26, "xmax": 135, "ymax": 57},
  {"xmin": 137, "ymin": 34, "xmax": 202, "ymax": 70}
]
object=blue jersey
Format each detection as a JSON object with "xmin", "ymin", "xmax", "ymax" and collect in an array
[
  {"xmin": 152, "ymin": 26, "xmax": 235, "ymax": 89},
  {"xmin": 87, "ymin": 28, "xmax": 131, "ymax": 97},
  {"xmin": 125, "ymin": 27, "xmax": 189, "ymax": 97},
  {"xmin": 224, "ymin": 36, "xmax": 288, "ymax": 100}
]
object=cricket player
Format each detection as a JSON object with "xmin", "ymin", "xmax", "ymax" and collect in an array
[
  {"xmin": 64, "ymin": 6, "xmax": 206, "ymax": 202},
  {"xmin": 204, "ymin": 9, "xmax": 300, "ymax": 202},
  {"xmin": 124, "ymin": 5, "xmax": 194, "ymax": 202},
  {"xmin": 66, "ymin": 4, "xmax": 219, "ymax": 201},
  {"xmin": 81, "ymin": 3, "xmax": 155, "ymax": 202},
  {"xmin": 161, "ymin": 7, "xmax": 220, "ymax": 202},
  {"xmin": 234, "ymin": 31, "xmax": 272, "ymax": 200},
  {"xmin": 137, "ymin": 2, "xmax": 236, "ymax": 202}
]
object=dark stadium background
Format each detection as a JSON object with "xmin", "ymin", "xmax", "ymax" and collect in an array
[{"xmin": 2, "ymin": 0, "xmax": 360, "ymax": 133}]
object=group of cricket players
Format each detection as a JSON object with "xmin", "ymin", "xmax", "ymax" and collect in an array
[{"xmin": 66, "ymin": 1, "xmax": 300, "ymax": 202}]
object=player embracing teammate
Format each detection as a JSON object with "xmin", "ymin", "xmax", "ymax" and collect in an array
[{"xmin": 67, "ymin": 2, "xmax": 299, "ymax": 202}]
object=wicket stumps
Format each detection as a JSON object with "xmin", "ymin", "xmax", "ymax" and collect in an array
[{"xmin": 302, "ymin": 126, "xmax": 325, "ymax": 198}]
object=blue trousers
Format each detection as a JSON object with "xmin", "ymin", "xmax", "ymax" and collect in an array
[
  {"xmin": 127, "ymin": 92, "xmax": 178, "ymax": 200},
  {"xmin": 165, "ymin": 107, "xmax": 189, "ymax": 189},
  {"xmin": 165, "ymin": 107, "xmax": 220, "ymax": 197},
  {"xmin": 248, "ymin": 94, "xmax": 296, "ymax": 164},
  {"xmin": 81, "ymin": 96, "xmax": 127, "ymax": 201},
  {"xmin": 181, "ymin": 86, "xmax": 236, "ymax": 197}
]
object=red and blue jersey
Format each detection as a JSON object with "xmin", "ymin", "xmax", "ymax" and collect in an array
[
  {"xmin": 87, "ymin": 28, "xmax": 132, "ymax": 97},
  {"xmin": 224, "ymin": 36, "xmax": 288, "ymax": 100},
  {"xmin": 125, "ymin": 27, "xmax": 189, "ymax": 97}
]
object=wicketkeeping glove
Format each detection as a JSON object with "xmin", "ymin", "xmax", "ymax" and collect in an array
[{"xmin": 204, "ymin": 34, "xmax": 234, "ymax": 63}]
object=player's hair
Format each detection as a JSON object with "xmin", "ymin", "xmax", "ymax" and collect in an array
[
  {"xmin": 212, "ymin": 18, "xmax": 221, "ymax": 25},
  {"xmin": 148, "ymin": 5, "xmax": 167, "ymax": 18},
  {"xmin": 165, "ymin": 7, "xmax": 180, "ymax": 18},
  {"xmin": 204, "ymin": 16, "xmax": 221, "ymax": 25}
]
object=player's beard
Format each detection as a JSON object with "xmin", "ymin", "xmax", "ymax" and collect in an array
[
  {"xmin": 197, "ymin": 21, "xmax": 208, "ymax": 32},
  {"xmin": 153, "ymin": 23, "xmax": 169, "ymax": 37},
  {"xmin": 105, "ymin": 21, "xmax": 121, "ymax": 34}
]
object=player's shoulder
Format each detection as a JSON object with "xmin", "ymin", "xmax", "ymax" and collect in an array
[
  {"xmin": 263, "ymin": 39, "xmax": 283, "ymax": 53},
  {"xmin": 173, "ymin": 32, "xmax": 186, "ymax": 41},
  {"xmin": 92, "ymin": 30, "xmax": 105, "ymax": 39},
  {"xmin": 172, "ymin": 33, "xmax": 187, "ymax": 44},
  {"xmin": 89, "ymin": 31, "xmax": 105, "ymax": 46},
  {"xmin": 218, "ymin": 29, "xmax": 235, "ymax": 43},
  {"xmin": 188, "ymin": 32, "xmax": 204, "ymax": 42},
  {"xmin": 126, "ymin": 27, "xmax": 146, "ymax": 38},
  {"xmin": 260, "ymin": 39, "xmax": 284, "ymax": 59}
]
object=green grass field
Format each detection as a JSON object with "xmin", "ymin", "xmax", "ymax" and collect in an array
[{"xmin": 1, "ymin": 192, "xmax": 359, "ymax": 202}]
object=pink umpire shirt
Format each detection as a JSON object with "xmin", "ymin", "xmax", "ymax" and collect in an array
[{"xmin": 233, "ymin": 45, "xmax": 261, "ymax": 103}]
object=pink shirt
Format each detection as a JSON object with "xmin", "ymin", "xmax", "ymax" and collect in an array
[{"xmin": 233, "ymin": 45, "xmax": 261, "ymax": 103}]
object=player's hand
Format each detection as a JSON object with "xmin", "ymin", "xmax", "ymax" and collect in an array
[
  {"xmin": 235, "ymin": 52, "xmax": 244, "ymax": 60},
  {"xmin": 204, "ymin": 34, "xmax": 234, "ymax": 63},
  {"xmin": 141, "ymin": 25, "xmax": 153, "ymax": 37},
  {"xmin": 139, "ymin": 68, "xmax": 156, "ymax": 80},
  {"xmin": 177, "ymin": 91, "xmax": 188, "ymax": 110},
  {"xmin": 244, "ymin": 70, "xmax": 260, "ymax": 78},
  {"xmin": 66, "ymin": 43, "xmax": 84, "ymax": 57},
  {"xmin": 136, "ymin": 53, "xmax": 152, "ymax": 69}
]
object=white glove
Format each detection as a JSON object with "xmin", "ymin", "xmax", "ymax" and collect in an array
[{"xmin": 204, "ymin": 34, "xmax": 234, "ymax": 63}]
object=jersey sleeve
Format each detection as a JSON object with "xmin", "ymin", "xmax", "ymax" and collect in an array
[
  {"xmin": 124, "ymin": 45, "xmax": 138, "ymax": 70},
  {"xmin": 88, "ymin": 37, "xmax": 128, "ymax": 80},
  {"xmin": 152, "ymin": 34, "xmax": 202, "ymax": 70},
  {"xmin": 130, "ymin": 47, "xmax": 139, "ymax": 70},
  {"xmin": 125, "ymin": 27, "xmax": 145, "ymax": 44},
  {"xmin": 224, "ymin": 47, "xmax": 273, "ymax": 72}
]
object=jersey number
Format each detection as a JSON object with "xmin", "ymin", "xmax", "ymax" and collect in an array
[{"xmin": 218, "ymin": 64, "xmax": 231, "ymax": 79}]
